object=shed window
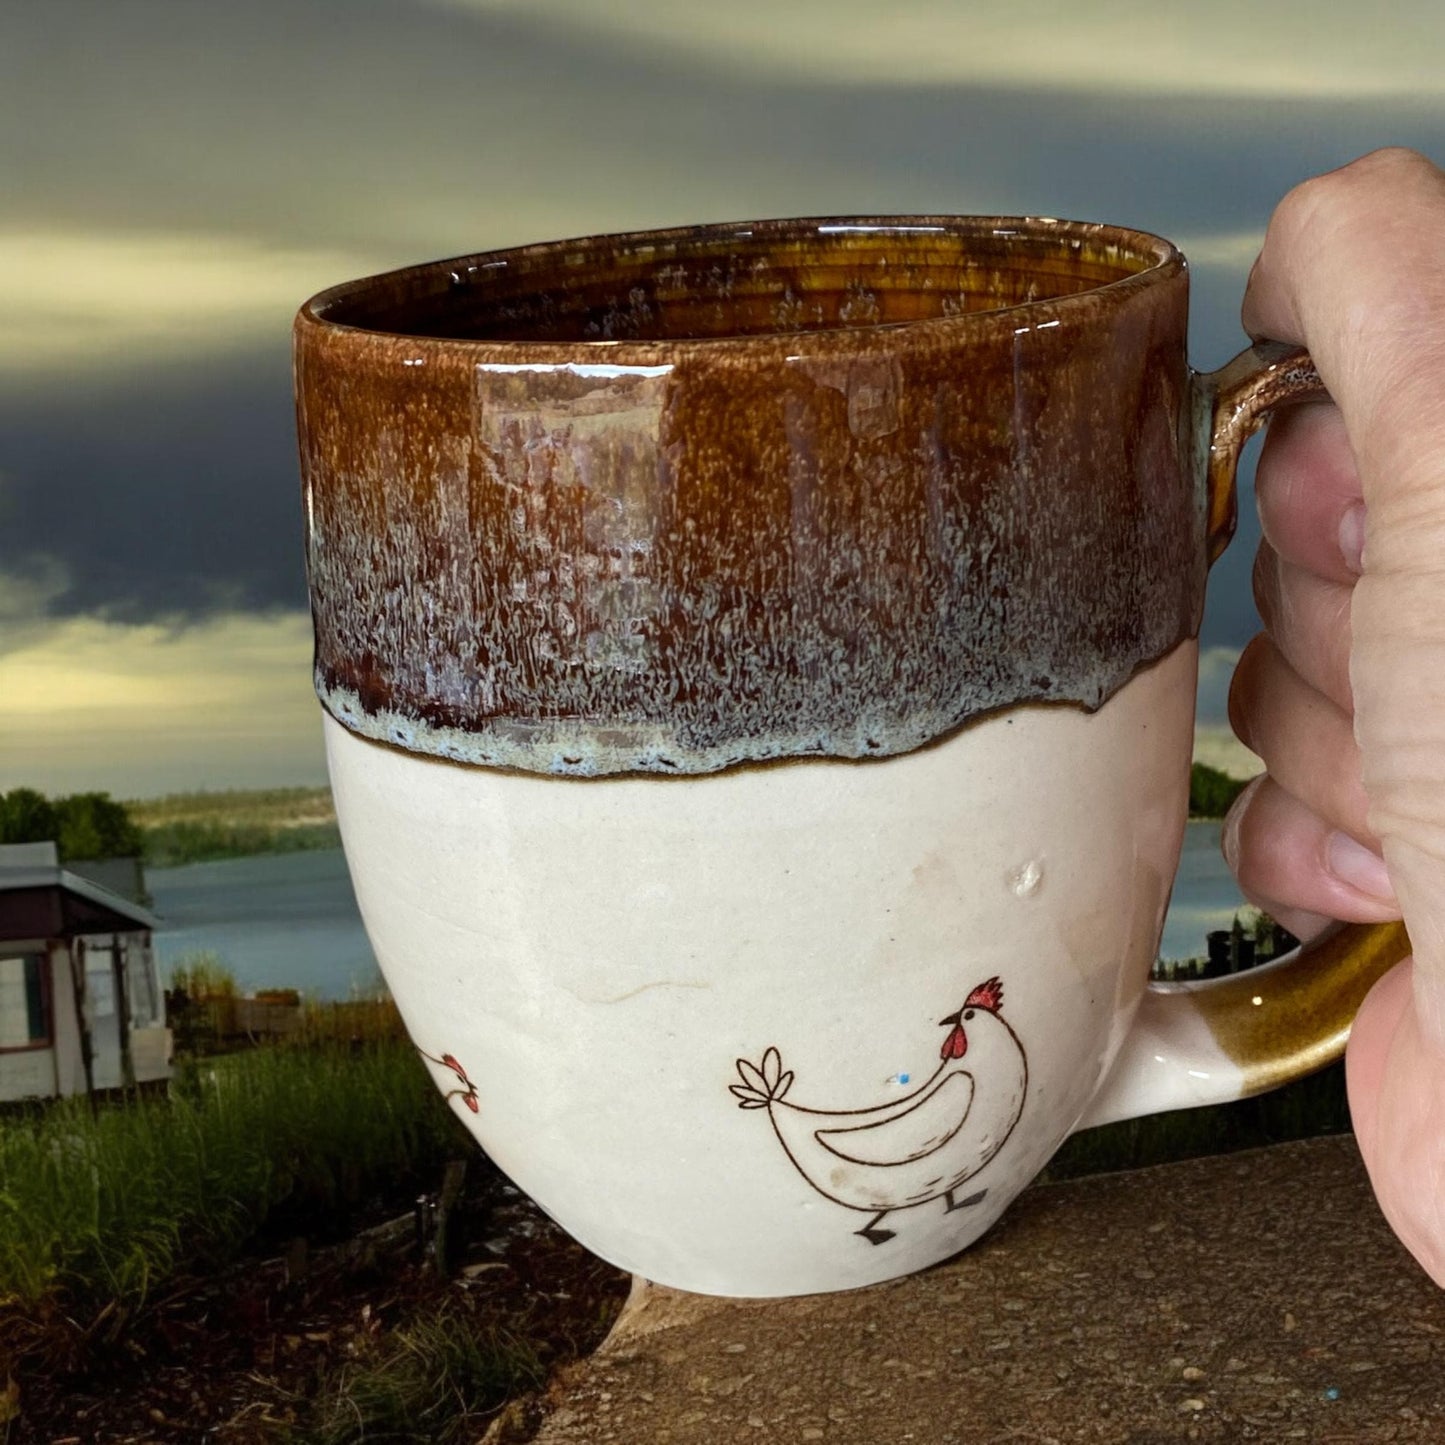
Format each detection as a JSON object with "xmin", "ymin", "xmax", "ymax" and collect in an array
[
  {"xmin": 127, "ymin": 942, "xmax": 160, "ymax": 1028},
  {"xmin": 0, "ymin": 954, "xmax": 48, "ymax": 1049}
]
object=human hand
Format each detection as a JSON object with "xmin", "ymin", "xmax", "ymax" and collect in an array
[{"xmin": 1224, "ymin": 147, "xmax": 1445, "ymax": 1283}]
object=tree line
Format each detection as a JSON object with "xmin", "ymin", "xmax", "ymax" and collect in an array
[
  {"xmin": 0, "ymin": 787, "xmax": 143, "ymax": 862},
  {"xmin": 1188, "ymin": 762, "xmax": 1249, "ymax": 819}
]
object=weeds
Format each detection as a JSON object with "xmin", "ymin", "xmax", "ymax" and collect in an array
[
  {"xmin": 305, "ymin": 1306, "xmax": 545, "ymax": 1445},
  {"xmin": 167, "ymin": 950, "xmax": 240, "ymax": 1002}
]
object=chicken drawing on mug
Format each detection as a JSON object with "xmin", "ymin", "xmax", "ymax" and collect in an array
[{"xmin": 731, "ymin": 976, "xmax": 1029, "ymax": 1246}]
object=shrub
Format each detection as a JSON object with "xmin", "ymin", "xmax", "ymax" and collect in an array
[
  {"xmin": 0, "ymin": 787, "xmax": 143, "ymax": 861},
  {"xmin": 1189, "ymin": 761, "xmax": 1249, "ymax": 819}
]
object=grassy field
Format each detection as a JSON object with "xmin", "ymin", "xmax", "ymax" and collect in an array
[
  {"xmin": 127, "ymin": 787, "xmax": 337, "ymax": 830},
  {"xmin": 127, "ymin": 785, "xmax": 340, "ymax": 866},
  {"xmin": 0, "ymin": 1042, "xmax": 464, "ymax": 1322}
]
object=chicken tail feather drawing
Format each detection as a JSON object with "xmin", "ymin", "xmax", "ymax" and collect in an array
[
  {"xmin": 731, "ymin": 1047, "xmax": 794, "ymax": 1109},
  {"xmin": 730, "ymin": 975, "xmax": 1029, "ymax": 1245}
]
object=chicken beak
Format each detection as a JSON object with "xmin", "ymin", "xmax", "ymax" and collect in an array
[{"xmin": 938, "ymin": 1010, "xmax": 961, "ymax": 1027}]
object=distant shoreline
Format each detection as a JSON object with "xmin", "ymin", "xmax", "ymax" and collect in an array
[
  {"xmin": 128, "ymin": 786, "xmax": 340, "ymax": 867},
  {"xmin": 131, "ymin": 743, "xmax": 1257, "ymax": 867}
]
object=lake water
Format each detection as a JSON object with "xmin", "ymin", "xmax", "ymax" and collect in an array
[{"xmin": 147, "ymin": 821, "xmax": 1244, "ymax": 999}]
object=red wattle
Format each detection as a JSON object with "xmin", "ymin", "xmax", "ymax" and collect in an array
[{"xmin": 941, "ymin": 1023, "xmax": 968, "ymax": 1060}]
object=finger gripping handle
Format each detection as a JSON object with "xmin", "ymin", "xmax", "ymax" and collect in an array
[{"xmin": 1080, "ymin": 340, "xmax": 1410, "ymax": 1130}]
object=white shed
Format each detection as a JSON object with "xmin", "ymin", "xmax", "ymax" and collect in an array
[{"xmin": 0, "ymin": 842, "xmax": 171, "ymax": 1103}]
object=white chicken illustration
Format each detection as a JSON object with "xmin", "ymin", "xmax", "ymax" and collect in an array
[{"xmin": 731, "ymin": 976, "xmax": 1028, "ymax": 1244}]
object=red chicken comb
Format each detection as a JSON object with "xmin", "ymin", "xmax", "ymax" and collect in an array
[{"xmin": 965, "ymin": 976, "xmax": 1004, "ymax": 1013}]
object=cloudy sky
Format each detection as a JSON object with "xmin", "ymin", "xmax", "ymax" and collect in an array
[{"xmin": 4, "ymin": 0, "xmax": 1444, "ymax": 797}]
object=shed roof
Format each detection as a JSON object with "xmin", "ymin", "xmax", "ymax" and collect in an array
[{"xmin": 0, "ymin": 842, "xmax": 159, "ymax": 939}]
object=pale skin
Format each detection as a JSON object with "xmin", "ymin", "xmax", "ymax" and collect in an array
[{"xmin": 1223, "ymin": 147, "xmax": 1445, "ymax": 1284}]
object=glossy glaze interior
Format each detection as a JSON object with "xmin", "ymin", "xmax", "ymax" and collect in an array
[{"xmin": 311, "ymin": 219, "xmax": 1176, "ymax": 345}]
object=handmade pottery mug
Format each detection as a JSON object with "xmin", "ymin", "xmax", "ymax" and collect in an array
[{"xmin": 295, "ymin": 218, "xmax": 1407, "ymax": 1297}]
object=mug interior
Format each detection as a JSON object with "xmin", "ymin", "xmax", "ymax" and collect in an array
[{"xmin": 310, "ymin": 218, "xmax": 1178, "ymax": 345}]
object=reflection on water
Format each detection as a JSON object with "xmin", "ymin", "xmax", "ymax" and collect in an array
[{"xmin": 148, "ymin": 821, "xmax": 1244, "ymax": 1000}]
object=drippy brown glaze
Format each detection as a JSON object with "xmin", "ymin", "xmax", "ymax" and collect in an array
[{"xmin": 295, "ymin": 217, "xmax": 1200, "ymax": 775}]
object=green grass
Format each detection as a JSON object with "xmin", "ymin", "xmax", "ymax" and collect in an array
[
  {"xmin": 0, "ymin": 1043, "xmax": 467, "ymax": 1321},
  {"xmin": 302, "ymin": 1306, "xmax": 546, "ymax": 1445}
]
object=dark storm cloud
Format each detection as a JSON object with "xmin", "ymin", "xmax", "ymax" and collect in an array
[
  {"xmin": 0, "ymin": 348, "xmax": 305, "ymax": 621},
  {"xmin": 8, "ymin": 0, "xmax": 1442, "ymax": 253},
  {"xmin": 4, "ymin": 0, "xmax": 1444, "ymax": 644}
]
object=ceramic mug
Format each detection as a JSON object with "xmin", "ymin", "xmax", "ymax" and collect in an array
[{"xmin": 295, "ymin": 218, "xmax": 1407, "ymax": 1297}]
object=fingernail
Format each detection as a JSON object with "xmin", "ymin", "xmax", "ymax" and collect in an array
[
  {"xmin": 1220, "ymin": 776, "xmax": 1262, "ymax": 874},
  {"xmin": 1221, "ymin": 807, "xmax": 1240, "ymax": 872},
  {"xmin": 1338, "ymin": 502, "xmax": 1367, "ymax": 575},
  {"xmin": 1326, "ymin": 830, "xmax": 1395, "ymax": 901}
]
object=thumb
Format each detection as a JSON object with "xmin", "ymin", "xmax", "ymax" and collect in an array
[
  {"xmin": 1345, "ymin": 958, "xmax": 1412, "ymax": 1168},
  {"xmin": 1348, "ymin": 958, "xmax": 1445, "ymax": 1285}
]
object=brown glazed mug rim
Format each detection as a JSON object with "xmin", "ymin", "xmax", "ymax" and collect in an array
[
  {"xmin": 297, "ymin": 213, "xmax": 1197, "ymax": 777},
  {"xmin": 296, "ymin": 214, "xmax": 1185, "ymax": 363}
]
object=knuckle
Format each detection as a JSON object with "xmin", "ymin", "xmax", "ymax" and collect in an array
[
  {"xmin": 1267, "ymin": 149, "xmax": 1437, "ymax": 249},
  {"xmin": 1346, "ymin": 145, "xmax": 1439, "ymax": 181},
  {"xmin": 1267, "ymin": 172, "xmax": 1333, "ymax": 245}
]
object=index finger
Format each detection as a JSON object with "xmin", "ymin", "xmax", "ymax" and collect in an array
[{"xmin": 1242, "ymin": 147, "xmax": 1445, "ymax": 533}]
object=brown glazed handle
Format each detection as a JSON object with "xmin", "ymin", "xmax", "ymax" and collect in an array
[
  {"xmin": 1202, "ymin": 340, "xmax": 1326, "ymax": 565},
  {"xmin": 1079, "ymin": 341, "xmax": 1412, "ymax": 1129}
]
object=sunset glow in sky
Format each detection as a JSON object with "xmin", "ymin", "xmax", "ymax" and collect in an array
[{"xmin": 4, "ymin": 0, "xmax": 1444, "ymax": 796}]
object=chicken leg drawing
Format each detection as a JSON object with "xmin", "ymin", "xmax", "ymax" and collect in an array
[{"xmin": 731, "ymin": 977, "xmax": 1028, "ymax": 1245}]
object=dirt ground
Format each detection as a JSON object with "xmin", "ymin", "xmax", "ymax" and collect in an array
[{"xmin": 5, "ymin": 1171, "xmax": 630, "ymax": 1444}]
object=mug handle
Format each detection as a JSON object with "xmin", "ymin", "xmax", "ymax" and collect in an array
[{"xmin": 1079, "ymin": 340, "xmax": 1411, "ymax": 1129}]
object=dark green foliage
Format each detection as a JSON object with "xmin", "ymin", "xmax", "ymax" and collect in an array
[
  {"xmin": 1189, "ymin": 761, "xmax": 1249, "ymax": 819},
  {"xmin": 55, "ymin": 791, "xmax": 145, "ymax": 861},
  {"xmin": 0, "ymin": 787, "xmax": 144, "ymax": 862},
  {"xmin": 0, "ymin": 788, "xmax": 58, "ymax": 847},
  {"xmin": 1045, "ymin": 1059, "xmax": 1350, "ymax": 1181},
  {"xmin": 0, "ymin": 785, "xmax": 342, "ymax": 865}
]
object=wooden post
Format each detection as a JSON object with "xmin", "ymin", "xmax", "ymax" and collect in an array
[
  {"xmin": 68, "ymin": 938, "xmax": 96, "ymax": 1110},
  {"xmin": 112, "ymin": 932, "xmax": 135, "ymax": 1094},
  {"xmin": 430, "ymin": 1159, "xmax": 469, "ymax": 1277}
]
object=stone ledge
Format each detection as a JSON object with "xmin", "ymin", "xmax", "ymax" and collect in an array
[{"xmin": 530, "ymin": 1136, "xmax": 1445, "ymax": 1443}]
